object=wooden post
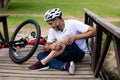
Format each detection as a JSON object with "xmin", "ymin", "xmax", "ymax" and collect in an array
[
  {"xmin": 113, "ymin": 36, "xmax": 120, "ymax": 79},
  {"xmin": 0, "ymin": 15, "xmax": 9, "ymax": 42},
  {"xmin": 0, "ymin": 0, "xmax": 4, "ymax": 8},
  {"xmin": 0, "ymin": 0, "xmax": 11, "ymax": 9},
  {"xmin": 95, "ymin": 33, "xmax": 112, "ymax": 77},
  {"xmin": 93, "ymin": 24, "xmax": 102, "ymax": 72}
]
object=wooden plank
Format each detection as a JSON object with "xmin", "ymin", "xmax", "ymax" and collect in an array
[
  {"xmin": 0, "ymin": 69, "xmax": 94, "ymax": 75},
  {"xmin": 0, "ymin": 48, "xmax": 101, "ymax": 80},
  {"xmin": 0, "ymin": 66, "xmax": 92, "ymax": 71},
  {"xmin": 0, "ymin": 77, "xmax": 101, "ymax": 80},
  {"xmin": 0, "ymin": 73, "xmax": 95, "ymax": 78}
]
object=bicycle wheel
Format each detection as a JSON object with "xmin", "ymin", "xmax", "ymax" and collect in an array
[{"xmin": 9, "ymin": 19, "xmax": 41, "ymax": 64}]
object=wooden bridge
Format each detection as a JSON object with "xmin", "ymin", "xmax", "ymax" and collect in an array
[
  {"xmin": 0, "ymin": 47, "xmax": 100, "ymax": 80},
  {"xmin": 0, "ymin": 8, "xmax": 120, "ymax": 80}
]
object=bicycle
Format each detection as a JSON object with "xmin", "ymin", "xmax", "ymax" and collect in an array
[{"xmin": 0, "ymin": 15, "xmax": 46, "ymax": 64}]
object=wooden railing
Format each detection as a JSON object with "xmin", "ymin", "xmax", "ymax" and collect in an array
[{"xmin": 83, "ymin": 8, "xmax": 120, "ymax": 79}]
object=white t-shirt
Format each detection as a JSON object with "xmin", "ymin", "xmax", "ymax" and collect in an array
[{"xmin": 47, "ymin": 19, "xmax": 90, "ymax": 52}]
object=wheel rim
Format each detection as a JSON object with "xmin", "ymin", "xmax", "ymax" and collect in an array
[{"xmin": 9, "ymin": 20, "xmax": 40, "ymax": 63}]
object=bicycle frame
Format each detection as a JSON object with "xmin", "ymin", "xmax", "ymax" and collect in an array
[{"xmin": 0, "ymin": 33, "xmax": 46, "ymax": 49}]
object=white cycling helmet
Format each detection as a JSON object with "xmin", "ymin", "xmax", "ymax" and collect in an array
[{"xmin": 44, "ymin": 8, "xmax": 62, "ymax": 22}]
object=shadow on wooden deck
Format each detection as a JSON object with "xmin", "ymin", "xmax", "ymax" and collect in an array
[{"xmin": 0, "ymin": 46, "xmax": 101, "ymax": 80}]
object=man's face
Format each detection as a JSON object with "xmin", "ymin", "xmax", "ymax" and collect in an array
[{"xmin": 47, "ymin": 18, "xmax": 60, "ymax": 31}]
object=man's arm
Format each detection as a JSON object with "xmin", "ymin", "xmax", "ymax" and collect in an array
[
  {"xmin": 44, "ymin": 41, "xmax": 63, "ymax": 52},
  {"xmin": 44, "ymin": 42, "xmax": 52, "ymax": 52},
  {"xmin": 66, "ymin": 26, "xmax": 95, "ymax": 45},
  {"xmin": 44, "ymin": 35, "xmax": 69, "ymax": 52},
  {"xmin": 75, "ymin": 26, "xmax": 95, "ymax": 40}
]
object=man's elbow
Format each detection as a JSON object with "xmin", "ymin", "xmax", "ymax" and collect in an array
[{"xmin": 91, "ymin": 29, "xmax": 96, "ymax": 37}]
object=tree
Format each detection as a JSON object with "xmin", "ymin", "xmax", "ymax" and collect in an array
[{"xmin": 0, "ymin": 0, "xmax": 11, "ymax": 9}]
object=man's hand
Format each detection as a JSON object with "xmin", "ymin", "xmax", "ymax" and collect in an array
[
  {"xmin": 50, "ymin": 42, "xmax": 63, "ymax": 51},
  {"xmin": 66, "ymin": 35, "xmax": 76, "ymax": 45}
]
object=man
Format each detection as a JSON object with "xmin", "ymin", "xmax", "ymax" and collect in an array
[{"xmin": 28, "ymin": 8, "xmax": 95, "ymax": 75}]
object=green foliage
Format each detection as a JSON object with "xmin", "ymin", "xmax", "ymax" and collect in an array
[{"xmin": 0, "ymin": 0, "xmax": 120, "ymax": 18}]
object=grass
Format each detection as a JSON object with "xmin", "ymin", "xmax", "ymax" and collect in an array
[
  {"xmin": 112, "ymin": 22, "xmax": 120, "ymax": 27},
  {"xmin": 7, "ymin": 16, "xmax": 47, "ymax": 28},
  {"xmin": 0, "ymin": 0, "xmax": 119, "ymax": 28},
  {"xmin": 0, "ymin": 0, "xmax": 120, "ymax": 34},
  {"xmin": 0, "ymin": 0, "xmax": 119, "ymax": 36},
  {"xmin": 0, "ymin": 0, "xmax": 120, "ymax": 18}
]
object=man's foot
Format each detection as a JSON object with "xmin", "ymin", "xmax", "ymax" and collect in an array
[
  {"xmin": 28, "ymin": 60, "xmax": 49, "ymax": 70},
  {"xmin": 64, "ymin": 61, "xmax": 75, "ymax": 75}
]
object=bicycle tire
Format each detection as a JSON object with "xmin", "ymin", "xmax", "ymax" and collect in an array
[{"xmin": 9, "ymin": 19, "xmax": 41, "ymax": 64}]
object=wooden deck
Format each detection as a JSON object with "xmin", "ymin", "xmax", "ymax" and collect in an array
[{"xmin": 0, "ymin": 46, "xmax": 101, "ymax": 80}]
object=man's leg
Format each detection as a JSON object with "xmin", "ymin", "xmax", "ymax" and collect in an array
[
  {"xmin": 56, "ymin": 42, "xmax": 85, "ymax": 62},
  {"xmin": 28, "ymin": 35, "xmax": 76, "ymax": 74},
  {"xmin": 37, "ymin": 51, "xmax": 76, "ymax": 75},
  {"xmin": 28, "ymin": 35, "xmax": 68, "ymax": 70},
  {"xmin": 40, "ymin": 35, "xmax": 68, "ymax": 65},
  {"xmin": 37, "ymin": 52, "xmax": 65, "ymax": 70}
]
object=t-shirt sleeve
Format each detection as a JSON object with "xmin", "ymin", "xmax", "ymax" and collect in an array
[
  {"xmin": 74, "ymin": 20, "xmax": 90, "ymax": 33},
  {"xmin": 47, "ymin": 28, "xmax": 56, "ymax": 43}
]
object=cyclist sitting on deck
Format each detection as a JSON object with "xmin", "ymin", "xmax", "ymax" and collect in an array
[{"xmin": 28, "ymin": 8, "xmax": 95, "ymax": 75}]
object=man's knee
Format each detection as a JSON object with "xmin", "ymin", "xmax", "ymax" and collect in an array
[{"xmin": 57, "ymin": 35, "xmax": 69, "ymax": 45}]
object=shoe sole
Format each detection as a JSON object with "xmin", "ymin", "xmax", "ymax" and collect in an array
[
  {"xmin": 69, "ymin": 61, "xmax": 75, "ymax": 75},
  {"xmin": 29, "ymin": 66, "xmax": 49, "ymax": 71},
  {"xmin": 37, "ymin": 66, "xmax": 49, "ymax": 71}
]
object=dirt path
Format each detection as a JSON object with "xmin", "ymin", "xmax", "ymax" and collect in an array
[{"xmin": 1, "ymin": 14, "xmax": 120, "ymax": 22}]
